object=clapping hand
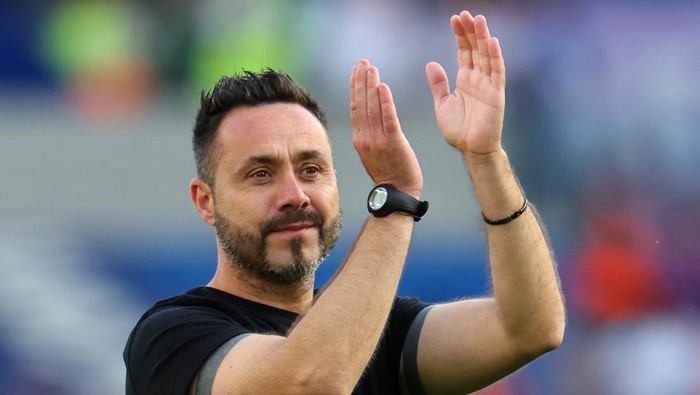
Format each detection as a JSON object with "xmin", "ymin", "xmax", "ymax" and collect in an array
[
  {"xmin": 350, "ymin": 60, "xmax": 423, "ymax": 199},
  {"xmin": 426, "ymin": 12, "xmax": 506, "ymax": 157}
]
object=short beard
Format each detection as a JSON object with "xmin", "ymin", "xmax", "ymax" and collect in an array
[{"xmin": 215, "ymin": 208, "xmax": 341, "ymax": 285}]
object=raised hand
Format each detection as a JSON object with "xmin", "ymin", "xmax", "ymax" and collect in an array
[
  {"xmin": 426, "ymin": 12, "xmax": 506, "ymax": 156},
  {"xmin": 350, "ymin": 59, "xmax": 423, "ymax": 198}
]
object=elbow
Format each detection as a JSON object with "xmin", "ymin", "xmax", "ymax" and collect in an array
[
  {"xmin": 271, "ymin": 341, "xmax": 358, "ymax": 395},
  {"xmin": 293, "ymin": 381, "xmax": 351, "ymax": 395},
  {"xmin": 293, "ymin": 379, "xmax": 350, "ymax": 395},
  {"xmin": 518, "ymin": 317, "xmax": 566, "ymax": 358},
  {"xmin": 506, "ymin": 303, "xmax": 566, "ymax": 359},
  {"xmin": 538, "ymin": 322, "xmax": 565, "ymax": 354},
  {"xmin": 545, "ymin": 306, "xmax": 567, "ymax": 351},
  {"xmin": 306, "ymin": 384, "xmax": 350, "ymax": 395},
  {"xmin": 527, "ymin": 298, "xmax": 567, "ymax": 356},
  {"xmin": 288, "ymin": 367, "xmax": 355, "ymax": 395}
]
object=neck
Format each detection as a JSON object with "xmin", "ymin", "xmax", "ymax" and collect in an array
[{"xmin": 207, "ymin": 262, "xmax": 315, "ymax": 314}]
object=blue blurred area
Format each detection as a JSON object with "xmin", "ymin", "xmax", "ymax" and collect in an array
[
  {"xmin": 2, "ymin": 1, "xmax": 700, "ymax": 394},
  {"xmin": 96, "ymin": 235, "xmax": 489, "ymax": 306},
  {"xmin": 0, "ymin": 3, "xmax": 55, "ymax": 87}
]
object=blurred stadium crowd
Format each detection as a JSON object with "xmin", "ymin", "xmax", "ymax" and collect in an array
[{"xmin": 1, "ymin": 1, "xmax": 699, "ymax": 394}]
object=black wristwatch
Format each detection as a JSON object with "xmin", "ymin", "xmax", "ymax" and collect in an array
[{"xmin": 367, "ymin": 184, "xmax": 429, "ymax": 222}]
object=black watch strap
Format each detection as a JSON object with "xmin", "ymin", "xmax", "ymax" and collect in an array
[{"xmin": 367, "ymin": 184, "xmax": 429, "ymax": 222}]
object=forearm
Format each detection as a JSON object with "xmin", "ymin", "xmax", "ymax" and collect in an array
[
  {"xmin": 466, "ymin": 149, "xmax": 565, "ymax": 351},
  {"xmin": 270, "ymin": 56, "xmax": 421, "ymax": 393},
  {"xmin": 283, "ymin": 214, "xmax": 414, "ymax": 392}
]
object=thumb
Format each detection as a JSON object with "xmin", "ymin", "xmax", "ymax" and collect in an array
[{"xmin": 425, "ymin": 62, "xmax": 450, "ymax": 107}]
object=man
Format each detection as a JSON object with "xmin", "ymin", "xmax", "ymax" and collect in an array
[{"xmin": 124, "ymin": 11, "xmax": 565, "ymax": 395}]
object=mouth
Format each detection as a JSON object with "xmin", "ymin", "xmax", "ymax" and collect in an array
[
  {"xmin": 269, "ymin": 222, "xmax": 316, "ymax": 236},
  {"xmin": 261, "ymin": 210, "xmax": 324, "ymax": 239}
]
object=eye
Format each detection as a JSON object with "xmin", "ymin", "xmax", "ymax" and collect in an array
[
  {"xmin": 250, "ymin": 169, "xmax": 271, "ymax": 178},
  {"xmin": 302, "ymin": 165, "xmax": 320, "ymax": 176}
]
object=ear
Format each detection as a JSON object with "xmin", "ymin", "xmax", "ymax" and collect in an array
[{"xmin": 191, "ymin": 178, "xmax": 216, "ymax": 226}]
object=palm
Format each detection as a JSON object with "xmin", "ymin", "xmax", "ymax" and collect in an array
[
  {"xmin": 427, "ymin": 13, "xmax": 506, "ymax": 155},
  {"xmin": 350, "ymin": 60, "xmax": 424, "ymax": 198}
]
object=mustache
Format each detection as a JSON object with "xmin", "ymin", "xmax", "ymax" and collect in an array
[{"xmin": 261, "ymin": 209, "xmax": 324, "ymax": 236}]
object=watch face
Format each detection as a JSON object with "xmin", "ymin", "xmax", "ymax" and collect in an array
[{"xmin": 368, "ymin": 187, "xmax": 388, "ymax": 210}]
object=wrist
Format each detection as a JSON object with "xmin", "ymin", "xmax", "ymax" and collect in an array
[
  {"xmin": 367, "ymin": 184, "xmax": 429, "ymax": 222},
  {"xmin": 372, "ymin": 181, "xmax": 422, "ymax": 201},
  {"xmin": 463, "ymin": 147, "xmax": 508, "ymax": 169},
  {"xmin": 461, "ymin": 148, "xmax": 525, "ymax": 219}
]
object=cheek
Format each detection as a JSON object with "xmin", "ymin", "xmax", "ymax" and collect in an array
[
  {"xmin": 216, "ymin": 192, "xmax": 269, "ymax": 229},
  {"xmin": 315, "ymin": 186, "xmax": 340, "ymax": 218}
]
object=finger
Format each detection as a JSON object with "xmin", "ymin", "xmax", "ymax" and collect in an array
[
  {"xmin": 378, "ymin": 83, "xmax": 401, "ymax": 136},
  {"xmin": 353, "ymin": 60, "xmax": 371, "ymax": 136},
  {"xmin": 474, "ymin": 15, "xmax": 492, "ymax": 75},
  {"xmin": 451, "ymin": 14, "xmax": 473, "ymax": 69},
  {"xmin": 425, "ymin": 62, "xmax": 450, "ymax": 108},
  {"xmin": 489, "ymin": 37, "xmax": 506, "ymax": 91},
  {"xmin": 366, "ymin": 65, "xmax": 383, "ymax": 136},
  {"xmin": 457, "ymin": 11, "xmax": 479, "ymax": 71},
  {"xmin": 349, "ymin": 65, "xmax": 358, "ymax": 132}
]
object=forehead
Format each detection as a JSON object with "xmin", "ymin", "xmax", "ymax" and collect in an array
[{"xmin": 216, "ymin": 103, "xmax": 332, "ymax": 164}]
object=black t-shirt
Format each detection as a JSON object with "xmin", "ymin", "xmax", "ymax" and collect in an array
[{"xmin": 124, "ymin": 287, "xmax": 430, "ymax": 395}]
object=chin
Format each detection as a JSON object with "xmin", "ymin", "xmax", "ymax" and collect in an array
[{"xmin": 268, "ymin": 250, "xmax": 321, "ymax": 267}]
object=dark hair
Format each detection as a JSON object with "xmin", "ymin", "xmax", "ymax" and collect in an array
[{"xmin": 193, "ymin": 69, "xmax": 328, "ymax": 186}]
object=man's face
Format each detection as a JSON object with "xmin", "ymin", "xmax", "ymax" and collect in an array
[{"xmin": 211, "ymin": 103, "xmax": 341, "ymax": 284}]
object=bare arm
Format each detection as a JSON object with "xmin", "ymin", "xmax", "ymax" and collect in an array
[
  {"xmin": 209, "ymin": 61, "xmax": 424, "ymax": 395},
  {"xmin": 411, "ymin": 12, "xmax": 565, "ymax": 394},
  {"xmin": 214, "ymin": 215, "xmax": 413, "ymax": 395}
]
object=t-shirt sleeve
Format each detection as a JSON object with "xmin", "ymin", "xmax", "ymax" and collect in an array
[
  {"xmin": 124, "ymin": 306, "xmax": 249, "ymax": 395},
  {"xmin": 389, "ymin": 297, "xmax": 432, "ymax": 363}
]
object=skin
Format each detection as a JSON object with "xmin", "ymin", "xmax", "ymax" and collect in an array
[
  {"xmin": 416, "ymin": 12, "xmax": 565, "ymax": 394},
  {"xmin": 188, "ymin": 10, "xmax": 565, "ymax": 395},
  {"xmin": 191, "ymin": 98, "xmax": 418, "ymax": 395},
  {"xmin": 191, "ymin": 103, "xmax": 340, "ymax": 311}
]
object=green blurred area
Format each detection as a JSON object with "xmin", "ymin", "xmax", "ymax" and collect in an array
[
  {"xmin": 37, "ymin": 0, "xmax": 315, "ymax": 93},
  {"xmin": 2, "ymin": 1, "xmax": 700, "ymax": 394}
]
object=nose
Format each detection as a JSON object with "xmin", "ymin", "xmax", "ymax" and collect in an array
[{"xmin": 277, "ymin": 172, "xmax": 311, "ymax": 211}]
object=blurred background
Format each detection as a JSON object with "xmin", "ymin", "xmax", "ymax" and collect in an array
[{"xmin": 1, "ymin": 0, "xmax": 699, "ymax": 394}]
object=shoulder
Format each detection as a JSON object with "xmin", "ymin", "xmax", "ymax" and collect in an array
[
  {"xmin": 126, "ymin": 287, "xmax": 252, "ymax": 351},
  {"xmin": 390, "ymin": 296, "xmax": 432, "ymax": 329},
  {"xmin": 384, "ymin": 296, "xmax": 433, "ymax": 359},
  {"xmin": 124, "ymin": 288, "xmax": 251, "ymax": 395}
]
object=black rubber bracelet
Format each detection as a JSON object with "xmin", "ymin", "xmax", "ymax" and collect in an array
[{"xmin": 482, "ymin": 198, "xmax": 529, "ymax": 225}]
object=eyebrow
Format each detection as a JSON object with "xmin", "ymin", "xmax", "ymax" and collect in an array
[
  {"xmin": 241, "ymin": 154, "xmax": 280, "ymax": 169},
  {"xmin": 293, "ymin": 149, "xmax": 324, "ymax": 163},
  {"xmin": 239, "ymin": 150, "xmax": 327, "ymax": 171}
]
